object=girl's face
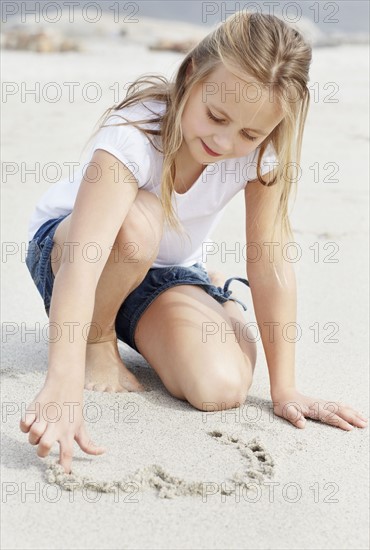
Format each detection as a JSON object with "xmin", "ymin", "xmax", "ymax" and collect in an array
[{"xmin": 180, "ymin": 63, "xmax": 284, "ymax": 165}]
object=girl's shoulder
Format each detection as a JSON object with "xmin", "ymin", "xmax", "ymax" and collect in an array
[{"xmin": 85, "ymin": 99, "xmax": 166, "ymax": 189}]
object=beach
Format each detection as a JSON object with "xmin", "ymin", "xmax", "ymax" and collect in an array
[{"xmin": 1, "ymin": 12, "xmax": 369, "ymax": 550}]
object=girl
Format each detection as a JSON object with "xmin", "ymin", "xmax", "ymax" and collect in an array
[{"xmin": 21, "ymin": 11, "xmax": 367, "ymax": 474}]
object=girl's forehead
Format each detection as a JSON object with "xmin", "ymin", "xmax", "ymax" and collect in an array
[
  {"xmin": 209, "ymin": 62, "xmax": 254, "ymax": 83},
  {"xmin": 199, "ymin": 64, "xmax": 276, "ymax": 105},
  {"xmin": 197, "ymin": 66, "xmax": 283, "ymax": 126}
]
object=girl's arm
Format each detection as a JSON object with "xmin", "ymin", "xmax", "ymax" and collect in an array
[
  {"xmin": 46, "ymin": 149, "xmax": 139, "ymax": 376},
  {"xmin": 20, "ymin": 149, "xmax": 140, "ymax": 472},
  {"xmin": 244, "ymin": 174, "xmax": 368, "ymax": 431},
  {"xmin": 245, "ymin": 172, "xmax": 296, "ymax": 395}
]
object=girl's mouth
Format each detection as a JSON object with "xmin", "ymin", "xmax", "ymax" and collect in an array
[{"xmin": 200, "ymin": 139, "xmax": 222, "ymax": 157}]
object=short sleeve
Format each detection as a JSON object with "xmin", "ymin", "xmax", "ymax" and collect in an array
[
  {"xmin": 83, "ymin": 113, "xmax": 152, "ymax": 188},
  {"xmin": 244, "ymin": 141, "xmax": 278, "ymax": 184}
]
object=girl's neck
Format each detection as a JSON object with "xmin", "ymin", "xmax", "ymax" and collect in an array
[{"xmin": 174, "ymin": 143, "xmax": 207, "ymax": 194}]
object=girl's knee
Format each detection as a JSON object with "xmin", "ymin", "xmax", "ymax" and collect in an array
[
  {"xmin": 136, "ymin": 189, "xmax": 164, "ymax": 229},
  {"xmin": 185, "ymin": 367, "xmax": 252, "ymax": 412},
  {"xmin": 117, "ymin": 190, "xmax": 164, "ymax": 262}
]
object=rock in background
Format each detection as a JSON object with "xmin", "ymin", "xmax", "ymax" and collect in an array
[{"xmin": 2, "ymin": 26, "xmax": 81, "ymax": 53}]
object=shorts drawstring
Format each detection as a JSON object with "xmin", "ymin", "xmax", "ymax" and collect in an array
[{"xmin": 219, "ymin": 277, "xmax": 251, "ymax": 311}]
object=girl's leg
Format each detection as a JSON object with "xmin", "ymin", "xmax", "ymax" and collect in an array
[
  {"xmin": 133, "ymin": 282, "xmax": 257, "ymax": 411},
  {"xmin": 207, "ymin": 269, "xmax": 257, "ymax": 374},
  {"xmin": 50, "ymin": 189, "xmax": 164, "ymax": 392}
]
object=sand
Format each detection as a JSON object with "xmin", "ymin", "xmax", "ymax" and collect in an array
[
  {"xmin": 1, "ymin": 14, "xmax": 369, "ymax": 550},
  {"xmin": 44, "ymin": 432, "xmax": 274, "ymax": 499}
]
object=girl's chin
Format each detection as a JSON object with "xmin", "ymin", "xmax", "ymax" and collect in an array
[{"xmin": 185, "ymin": 138, "xmax": 220, "ymax": 165}]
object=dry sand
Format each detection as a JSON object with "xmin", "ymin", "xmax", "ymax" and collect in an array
[{"xmin": 1, "ymin": 15, "xmax": 369, "ymax": 550}]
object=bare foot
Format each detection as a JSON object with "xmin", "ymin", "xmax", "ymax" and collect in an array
[{"xmin": 84, "ymin": 337, "xmax": 145, "ymax": 393}]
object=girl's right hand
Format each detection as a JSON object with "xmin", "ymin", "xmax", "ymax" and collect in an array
[{"xmin": 19, "ymin": 382, "xmax": 106, "ymax": 473}]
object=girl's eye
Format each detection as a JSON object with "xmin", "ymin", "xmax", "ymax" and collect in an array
[
  {"xmin": 206, "ymin": 110, "xmax": 224, "ymax": 124},
  {"xmin": 242, "ymin": 132, "xmax": 257, "ymax": 142},
  {"xmin": 206, "ymin": 110, "xmax": 257, "ymax": 142}
]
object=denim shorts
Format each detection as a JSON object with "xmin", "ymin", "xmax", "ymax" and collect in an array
[{"xmin": 25, "ymin": 214, "xmax": 251, "ymax": 353}]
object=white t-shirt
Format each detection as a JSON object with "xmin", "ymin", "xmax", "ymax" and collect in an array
[{"xmin": 27, "ymin": 100, "xmax": 278, "ymax": 268}]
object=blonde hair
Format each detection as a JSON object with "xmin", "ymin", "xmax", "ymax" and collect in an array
[{"xmin": 83, "ymin": 11, "xmax": 312, "ymax": 246}]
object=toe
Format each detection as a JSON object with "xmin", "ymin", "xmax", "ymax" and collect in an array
[
  {"xmin": 93, "ymin": 384, "xmax": 107, "ymax": 392},
  {"xmin": 131, "ymin": 384, "xmax": 145, "ymax": 392},
  {"xmin": 122, "ymin": 378, "xmax": 145, "ymax": 392},
  {"xmin": 115, "ymin": 385, "xmax": 129, "ymax": 393}
]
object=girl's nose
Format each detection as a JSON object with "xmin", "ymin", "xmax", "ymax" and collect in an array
[{"xmin": 213, "ymin": 133, "xmax": 233, "ymax": 154}]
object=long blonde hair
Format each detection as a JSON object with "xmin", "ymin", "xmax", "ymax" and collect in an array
[{"xmin": 83, "ymin": 11, "xmax": 312, "ymax": 245}]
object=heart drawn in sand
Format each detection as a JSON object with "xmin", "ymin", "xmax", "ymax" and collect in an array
[{"xmin": 44, "ymin": 429, "xmax": 275, "ymax": 499}]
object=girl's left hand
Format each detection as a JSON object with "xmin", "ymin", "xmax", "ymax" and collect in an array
[{"xmin": 271, "ymin": 387, "xmax": 368, "ymax": 431}]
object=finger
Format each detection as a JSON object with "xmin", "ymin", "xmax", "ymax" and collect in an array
[
  {"xmin": 20, "ymin": 414, "xmax": 36, "ymax": 433},
  {"xmin": 306, "ymin": 400, "xmax": 338, "ymax": 423},
  {"xmin": 28, "ymin": 420, "xmax": 48, "ymax": 445},
  {"xmin": 75, "ymin": 424, "xmax": 106, "ymax": 455},
  {"xmin": 326, "ymin": 402, "xmax": 368, "ymax": 425},
  {"xmin": 335, "ymin": 407, "xmax": 369, "ymax": 428},
  {"xmin": 281, "ymin": 402, "xmax": 304, "ymax": 426},
  {"xmin": 295, "ymin": 415, "xmax": 306, "ymax": 428},
  {"xmin": 319, "ymin": 402, "xmax": 358, "ymax": 430},
  {"xmin": 303, "ymin": 402, "xmax": 354, "ymax": 430},
  {"xmin": 285, "ymin": 414, "xmax": 306, "ymax": 429},
  {"xmin": 37, "ymin": 434, "xmax": 55, "ymax": 458},
  {"xmin": 355, "ymin": 415, "xmax": 369, "ymax": 426},
  {"xmin": 320, "ymin": 410, "xmax": 353, "ymax": 431},
  {"xmin": 355, "ymin": 412, "xmax": 369, "ymax": 422},
  {"xmin": 336, "ymin": 402, "xmax": 368, "ymax": 420},
  {"xmin": 20, "ymin": 407, "xmax": 38, "ymax": 433},
  {"xmin": 337, "ymin": 401, "xmax": 352, "ymax": 409},
  {"xmin": 59, "ymin": 442, "xmax": 74, "ymax": 474},
  {"xmin": 288, "ymin": 411, "xmax": 306, "ymax": 429},
  {"xmin": 336, "ymin": 402, "xmax": 368, "ymax": 422}
]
